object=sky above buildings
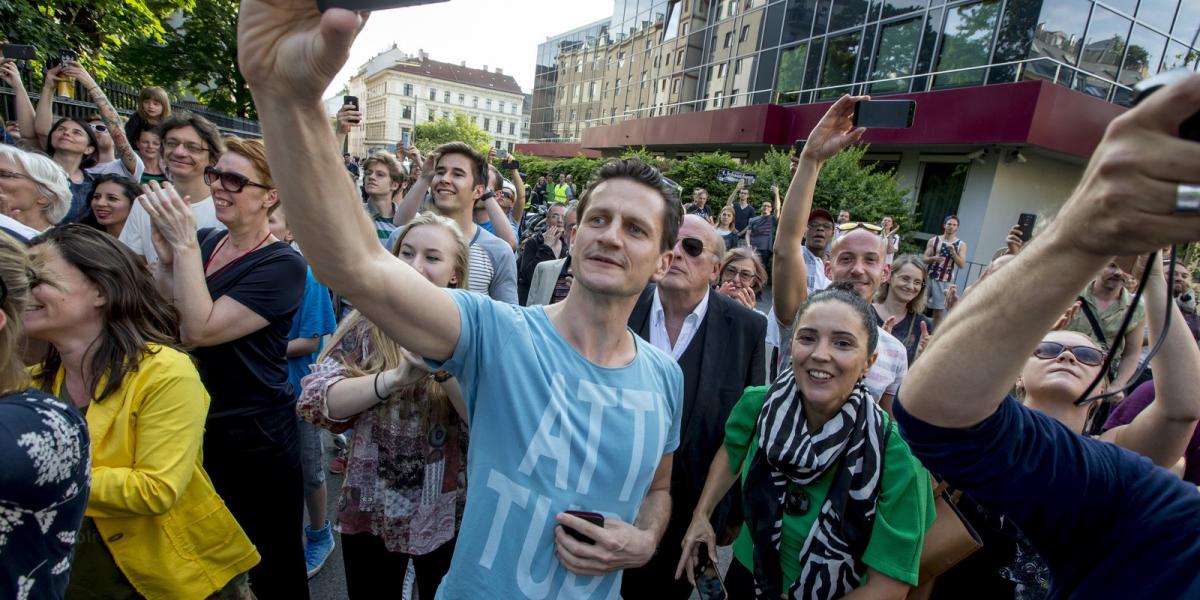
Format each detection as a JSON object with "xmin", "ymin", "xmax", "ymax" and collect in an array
[{"xmin": 324, "ymin": 0, "xmax": 614, "ymax": 100}]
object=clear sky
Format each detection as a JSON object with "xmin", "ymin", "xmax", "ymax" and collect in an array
[{"xmin": 323, "ymin": 0, "xmax": 614, "ymax": 100}]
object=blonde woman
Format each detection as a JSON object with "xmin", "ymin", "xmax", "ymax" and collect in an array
[{"xmin": 298, "ymin": 212, "xmax": 469, "ymax": 599}]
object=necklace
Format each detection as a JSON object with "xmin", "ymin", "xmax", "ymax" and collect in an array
[{"xmin": 204, "ymin": 231, "xmax": 273, "ymax": 281}]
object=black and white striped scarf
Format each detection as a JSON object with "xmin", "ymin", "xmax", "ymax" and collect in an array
[{"xmin": 743, "ymin": 368, "xmax": 888, "ymax": 599}]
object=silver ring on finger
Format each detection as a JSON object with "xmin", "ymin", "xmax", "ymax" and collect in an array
[{"xmin": 1176, "ymin": 183, "xmax": 1200, "ymax": 214}]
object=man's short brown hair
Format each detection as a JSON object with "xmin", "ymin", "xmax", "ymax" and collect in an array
[
  {"xmin": 157, "ymin": 111, "xmax": 225, "ymax": 165},
  {"xmin": 575, "ymin": 158, "xmax": 682, "ymax": 252},
  {"xmin": 433, "ymin": 142, "xmax": 487, "ymax": 188}
]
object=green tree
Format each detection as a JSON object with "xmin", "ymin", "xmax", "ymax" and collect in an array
[
  {"xmin": 810, "ymin": 144, "xmax": 914, "ymax": 235},
  {"xmin": 0, "ymin": 0, "xmax": 192, "ymax": 79},
  {"xmin": 413, "ymin": 113, "xmax": 492, "ymax": 155},
  {"xmin": 114, "ymin": 0, "xmax": 253, "ymax": 118},
  {"xmin": 661, "ymin": 151, "xmax": 743, "ymax": 204}
]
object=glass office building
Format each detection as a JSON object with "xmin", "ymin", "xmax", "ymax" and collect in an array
[{"xmin": 531, "ymin": 0, "xmax": 1199, "ymax": 142}]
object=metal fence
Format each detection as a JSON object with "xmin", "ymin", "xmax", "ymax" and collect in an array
[{"xmin": 0, "ymin": 69, "xmax": 261, "ymax": 138}]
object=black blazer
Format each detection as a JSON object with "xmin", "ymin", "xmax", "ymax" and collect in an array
[{"xmin": 628, "ymin": 285, "xmax": 767, "ymax": 532}]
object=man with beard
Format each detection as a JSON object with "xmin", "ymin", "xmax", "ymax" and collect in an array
[{"xmin": 1062, "ymin": 259, "xmax": 1145, "ymax": 402}]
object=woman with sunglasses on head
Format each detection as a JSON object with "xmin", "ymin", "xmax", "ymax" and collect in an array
[
  {"xmin": 716, "ymin": 247, "xmax": 766, "ymax": 312},
  {"xmin": 141, "ymin": 136, "xmax": 309, "ymax": 599},
  {"xmin": 298, "ymin": 212, "xmax": 469, "ymax": 599},
  {"xmin": 677, "ymin": 282, "xmax": 935, "ymax": 599},
  {"xmin": 22, "ymin": 225, "xmax": 259, "ymax": 600},
  {"xmin": 873, "ymin": 254, "xmax": 933, "ymax": 365},
  {"xmin": 0, "ymin": 145, "xmax": 73, "ymax": 238},
  {"xmin": 0, "ymin": 231, "xmax": 90, "ymax": 600},
  {"xmin": 35, "ymin": 61, "xmax": 143, "ymax": 223},
  {"xmin": 80, "ymin": 174, "xmax": 139, "ymax": 238}
]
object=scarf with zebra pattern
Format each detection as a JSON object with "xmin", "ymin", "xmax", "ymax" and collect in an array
[{"xmin": 743, "ymin": 369, "xmax": 888, "ymax": 599}]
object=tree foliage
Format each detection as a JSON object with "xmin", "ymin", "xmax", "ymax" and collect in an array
[
  {"xmin": 0, "ymin": 0, "xmax": 193, "ymax": 80},
  {"xmin": 413, "ymin": 113, "xmax": 492, "ymax": 155}
]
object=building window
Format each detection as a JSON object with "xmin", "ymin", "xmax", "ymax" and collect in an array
[
  {"xmin": 666, "ymin": 52, "xmax": 672, "ymax": 66},
  {"xmin": 718, "ymin": 62, "xmax": 728, "ymax": 77},
  {"xmin": 429, "ymin": 88, "xmax": 436, "ymax": 100},
  {"xmin": 677, "ymin": 50, "xmax": 685, "ymax": 64},
  {"xmin": 730, "ymin": 89, "xmax": 739, "ymax": 106},
  {"xmin": 662, "ymin": 0, "xmax": 682, "ymax": 41},
  {"xmin": 428, "ymin": 110, "xmax": 436, "ymax": 122},
  {"xmin": 589, "ymin": 81, "xmax": 596, "ymax": 98},
  {"xmin": 672, "ymin": 78, "xmax": 681, "ymax": 93},
  {"xmin": 499, "ymin": 101, "xmax": 505, "ymax": 112},
  {"xmin": 497, "ymin": 120, "xmax": 504, "ymax": 133},
  {"xmin": 739, "ymin": 25, "xmax": 750, "ymax": 43},
  {"xmin": 734, "ymin": 58, "xmax": 744, "ymax": 75},
  {"xmin": 459, "ymin": 93, "xmax": 465, "ymax": 103},
  {"xmin": 484, "ymin": 118, "xmax": 491, "ymax": 130},
  {"xmin": 870, "ymin": 17, "xmax": 922, "ymax": 95},
  {"xmin": 914, "ymin": 162, "xmax": 969, "ymax": 235},
  {"xmin": 615, "ymin": 79, "xmax": 621, "ymax": 95},
  {"xmin": 819, "ymin": 32, "xmax": 862, "ymax": 99},
  {"xmin": 509, "ymin": 122, "xmax": 516, "ymax": 135},
  {"xmin": 401, "ymin": 105, "xmax": 412, "ymax": 119},
  {"xmin": 933, "ymin": 0, "xmax": 1002, "ymax": 89},
  {"xmin": 444, "ymin": 91, "xmax": 451, "ymax": 102},
  {"xmin": 403, "ymin": 83, "xmax": 413, "ymax": 96},
  {"xmin": 486, "ymin": 98, "xmax": 493, "ymax": 109},
  {"xmin": 723, "ymin": 32, "xmax": 734, "ymax": 48},
  {"xmin": 473, "ymin": 96, "xmax": 479, "ymax": 107}
]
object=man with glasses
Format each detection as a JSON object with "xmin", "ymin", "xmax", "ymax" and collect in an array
[
  {"xmin": 624, "ymin": 214, "xmax": 766, "ymax": 599},
  {"xmin": 773, "ymin": 97, "xmax": 908, "ymax": 412},
  {"xmin": 120, "ymin": 113, "xmax": 226, "ymax": 264}
]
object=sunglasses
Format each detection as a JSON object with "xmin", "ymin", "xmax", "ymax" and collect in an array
[
  {"xmin": 1033, "ymin": 341, "xmax": 1106, "ymax": 367},
  {"xmin": 836, "ymin": 221, "xmax": 883, "ymax": 233},
  {"xmin": 204, "ymin": 166, "xmax": 272, "ymax": 193},
  {"xmin": 678, "ymin": 237, "xmax": 706, "ymax": 258}
]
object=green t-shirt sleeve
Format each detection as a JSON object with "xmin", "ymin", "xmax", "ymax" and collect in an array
[
  {"xmin": 724, "ymin": 386, "xmax": 770, "ymax": 472},
  {"xmin": 861, "ymin": 418, "xmax": 937, "ymax": 586}
]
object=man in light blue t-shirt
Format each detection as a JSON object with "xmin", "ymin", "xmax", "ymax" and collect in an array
[{"xmin": 243, "ymin": 43, "xmax": 689, "ymax": 595}]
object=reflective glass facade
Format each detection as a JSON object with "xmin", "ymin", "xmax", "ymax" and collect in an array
[{"xmin": 531, "ymin": 0, "xmax": 1200, "ymax": 142}]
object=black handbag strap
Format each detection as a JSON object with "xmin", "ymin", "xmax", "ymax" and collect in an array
[{"xmin": 1077, "ymin": 296, "xmax": 1108, "ymax": 347}]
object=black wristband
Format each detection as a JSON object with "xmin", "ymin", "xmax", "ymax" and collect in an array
[{"xmin": 373, "ymin": 372, "xmax": 387, "ymax": 400}]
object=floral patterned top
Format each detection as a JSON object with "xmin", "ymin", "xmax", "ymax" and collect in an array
[
  {"xmin": 297, "ymin": 319, "xmax": 468, "ymax": 555},
  {"xmin": 0, "ymin": 389, "xmax": 90, "ymax": 600}
]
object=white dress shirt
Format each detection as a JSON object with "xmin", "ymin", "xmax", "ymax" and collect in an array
[{"xmin": 649, "ymin": 287, "xmax": 711, "ymax": 360}]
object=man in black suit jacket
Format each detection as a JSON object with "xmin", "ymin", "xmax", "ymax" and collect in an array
[{"xmin": 622, "ymin": 215, "xmax": 766, "ymax": 599}]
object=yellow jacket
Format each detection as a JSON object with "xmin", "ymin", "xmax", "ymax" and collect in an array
[{"xmin": 39, "ymin": 345, "xmax": 259, "ymax": 600}]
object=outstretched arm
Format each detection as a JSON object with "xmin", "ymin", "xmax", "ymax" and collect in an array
[
  {"xmin": 238, "ymin": 1, "xmax": 459, "ymax": 362},
  {"xmin": 1101, "ymin": 258, "xmax": 1200, "ymax": 466},
  {"xmin": 0, "ymin": 61, "xmax": 36, "ymax": 145},
  {"xmin": 71, "ymin": 62, "xmax": 140, "ymax": 176},
  {"xmin": 772, "ymin": 95, "xmax": 867, "ymax": 327},
  {"xmin": 900, "ymin": 76, "xmax": 1200, "ymax": 428}
]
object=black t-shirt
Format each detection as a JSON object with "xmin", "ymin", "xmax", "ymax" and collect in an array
[
  {"xmin": 734, "ymin": 203, "xmax": 755, "ymax": 232},
  {"xmin": 192, "ymin": 228, "xmax": 307, "ymax": 420}
]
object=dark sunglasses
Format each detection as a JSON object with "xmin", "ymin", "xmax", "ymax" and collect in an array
[
  {"xmin": 204, "ymin": 166, "xmax": 272, "ymax": 193},
  {"xmin": 836, "ymin": 221, "xmax": 883, "ymax": 233},
  {"xmin": 679, "ymin": 237, "xmax": 706, "ymax": 258},
  {"xmin": 1033, "ymin": 341, "xmax": 1106, "ymax": 367}
]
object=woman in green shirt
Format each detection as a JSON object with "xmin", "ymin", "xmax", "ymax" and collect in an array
[{"xmin": 677, "ymin": 283, "xmax": 935, "ymax": 599}]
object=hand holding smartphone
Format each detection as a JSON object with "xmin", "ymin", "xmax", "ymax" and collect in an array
[
  {"xmin": 853, "ymin": 100, "xmax": 916, "ymax": 128},
  {"xmin": 693, "ymin": 543, "xmax": 727, "ymax": 600},
  {"xmin": 563, "ymin": 510, "xmax": 604, "ymax": 545}
]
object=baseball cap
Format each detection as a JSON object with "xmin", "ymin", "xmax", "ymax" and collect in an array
[{"xmin": 809, "ymin": 208, "xmax": 833, "ymax": 223}]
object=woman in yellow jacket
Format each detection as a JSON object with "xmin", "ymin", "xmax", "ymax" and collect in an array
[{"xmin": 24, "ymin": 225, "xmax": 259, "ymax": 600}]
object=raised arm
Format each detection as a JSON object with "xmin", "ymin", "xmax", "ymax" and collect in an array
[
  {"xmin": 900, "ymin": 76, "xmax": 1200, "ymax": 428},
  {"xmin": 772, "ymin": 95, "xmax": 867, "ymax": 327},
  {"xmin": 333, "ymin": 102, "xmax": 360, "ymax": 153},
  {"xmin": 1100, "ymin": 258, "xmax": 1200, "ymax": 466},
  {"xmin": 237, "ymin": 2, "xmax": 460, "ymax": 362},
  {"xmin": 0, "ymin": 60, "xmax": 36, "ymax": 145},
  {"xmin": 70, "ymin": 62, "xmax": 139, "ymax": 176},
  {"xmin": 483, "ymin": 192, "xmax": 517, "ymax": 250},
  {"xmin": 510, "ymin": 166, "xmax": 526, "ymax": 231},
  {"xmin": 34, "ymin": 66, "xmax": 59, "ymax": 145},
  {"xmin": 393, "ymin": 147, "xmax": 433, "ymax": 227}
]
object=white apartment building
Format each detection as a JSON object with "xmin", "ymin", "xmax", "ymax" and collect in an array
[{"xmin": 344, "ymin": 48, "xmax": 525, "ymax": 157}]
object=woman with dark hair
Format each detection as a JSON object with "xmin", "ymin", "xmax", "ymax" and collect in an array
[
  {"xmin": 35, "ymin": 61, "xmax": 143, "ymax": 223},
  {"xmin": 873, "ymin": 254, "xmax": 933, "ymax": 364},
  {"xmin": 24, "ymin": 225, "xmax": 259, "ymax": 599},
  {"xmin": 80, "ymin": 174, "xmax": 139, "ymax": 237},
  {"xmin": 0, "ymin": 230, "xmax": 89, "ymax": 600},
  {"xmin": 142, "ymin": 136, "xmax": 309, "ymax": 598},
  {"xmin": 678, "ymin": 283, "xmax": 935, "ymax": 599},
  {"xmin": 298, "ymin": 212, "xmax": 470, "ymax": 598}
]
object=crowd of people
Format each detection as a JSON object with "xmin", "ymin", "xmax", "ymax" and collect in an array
[{"xmin": 4, "ymin": 3, "xmax": 1200, "ymax": 599}]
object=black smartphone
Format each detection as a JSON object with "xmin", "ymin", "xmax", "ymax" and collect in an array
[
  {"xmin": 1016, "ymin": 213, "xmax": 1037, "ymax": 242},
  {"xmin": 0, "ymin": 44, "xmax": 37, "ymax": 61},
  {"xmin": 563, "ymin": 510, "xmax": 604, "ymax": 545},
  {"xmin": 793, "ymin": 139, "xmax": 805, "ymax": 155},
  {"xmin": 317, "ymin": 0, "xmax": 449, "ymax": 11},
  {"xmin": 343, "ymin": 95, "xmax": 358, "ymax": 108},
  {"xmin": 853, "ymin": 100, "xmax": 916, "ymax": 128},
  {"xmin": 694, "ymin": 543, "xmax": 727, "ymax": 600},
  {"xmin": 59, "ymin": 48, "xmax": 78, "ymax": 65}
]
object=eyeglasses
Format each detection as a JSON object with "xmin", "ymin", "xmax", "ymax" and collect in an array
[
  {"xmin": 1032, "ymin": 341, "xmax": 1106, "ymax": 367},
  {"xmin": 204, "ymin": 166, "xmax": 272, "ymax": 193},
  {"xmin": 163, "ymin": 139, "xmax": 209, "ymax": 155},
  {"xmin": 722, "ymin": 266, "xmax": 759, "ymax": 283},
  {"xmin": 90, "ymin": 123, "xmax": 107, "ymax": 133},
  {"xmin": 678, "ymin": 237, "xmax": 707, "ymax": 258},
  {"xmin": 836, "ymin": 221, "xmax": 883, "ymax": 233}
]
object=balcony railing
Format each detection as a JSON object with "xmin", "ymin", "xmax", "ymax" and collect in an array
[
  {"xmin": 0, "ymin": 69, "xmax": 261, "ymax": 139},
  {"xmin": 528, "ymin": 56, "xmax": 1133, "ymax": 143}
]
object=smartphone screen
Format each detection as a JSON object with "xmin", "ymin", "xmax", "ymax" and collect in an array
[
  {"xmin": 694, "ymin": 544, "xmax": 727, "ymax": 600},
  {"xmin": 853, "ymin": 100, "xmax": 916, "ymax": 128},
  {"xmin": 793, "ymin": 139, "xmax": 805, "ymax": 155},
  {"xmin": 317, "ymin": 0, "xmax": 449, "ymax": 11},
  {"xmin": 343, "ymin": 95, "xmax": 359, "ymax": 108},
  {"xmin": 1017, "ymin": 213, "xmax": 1037, "ymax": 242},
  {"xmin": 0, "ymin": 44, "xmax": 37, "ymax": 61}
]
